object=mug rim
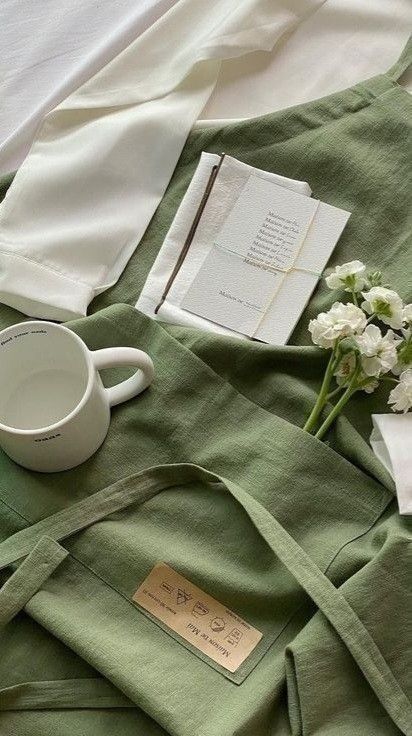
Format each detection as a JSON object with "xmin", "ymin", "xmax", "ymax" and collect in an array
[{"xmin": 0, "ymin": 321, "xmax": 94, "ymax": 436}]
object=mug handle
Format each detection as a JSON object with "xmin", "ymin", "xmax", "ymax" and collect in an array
[{"xmin": 91, "ymin": 348, "xmax": 154, "ymax": 407}]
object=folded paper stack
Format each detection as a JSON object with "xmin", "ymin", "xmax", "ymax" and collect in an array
[{"xmin": 137, "ymin": 153, "xmax": 350, "ymax": 344}]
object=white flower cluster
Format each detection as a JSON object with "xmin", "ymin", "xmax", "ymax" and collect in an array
[
  {"xmin": 309, "ymin": 260, "xmax": 412, "ymax": 411},
  {"xmin": 354, "ymin": 325, "xmax": 400, "ymax": 377},
  {"xmin": 388, "ymin": 369, "xmax": 412, "ymax": 413},
  {"xmin": 325, "ymin": 260, "xmax": 367, "ymax": 293},
  {"xmin": 309, "ymin": 302, "xmax": 366, "ymax": 348},
  {"xmin": 361, "ymin": 287, "xmax": 403, "ymax": 329}
]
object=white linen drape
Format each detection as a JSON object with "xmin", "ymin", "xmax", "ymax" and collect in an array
[
  {"xmin": 200, "ymin": 0, "xmax": 412, "ymax": 121},
  {"xmin": 0, "ymin": 0, "xmax": 178, "ymax": 174},
  {"xmin": 0, "ymin": 0, "xmax": 325, "ymax": 321}
]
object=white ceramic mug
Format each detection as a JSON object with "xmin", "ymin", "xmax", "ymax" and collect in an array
[{"xmin": 0, "ymin": 321, "xmax": 154, "ymax": 472}]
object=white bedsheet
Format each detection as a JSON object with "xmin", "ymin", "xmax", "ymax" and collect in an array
[
  {"xmin": 2, "ymin": 0, "xmax": 410, "ymax": 175},
  {"xmin": 200, "ymin": 0, "xmax": 412, "ymax": 122},
  {"xmin": 0, "ymin": 0, "xmax": 325, "ymax": 321},
  {"xmin": 0, "ymin": 0, "xmax": 177, "ymax": 174}
]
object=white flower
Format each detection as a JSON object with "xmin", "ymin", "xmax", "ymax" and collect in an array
[
  {"xmin": 388, "ymin": 369, "xmax": 412, "ymax": 413},
  {"xmin": 361, "ymin": 287, "xmax": 404, "ymax": 329},
  {"xmin": 309, "ymin": 302, "xmax": 367, "ymax": 348},
  {"xmin": 334, "ymin": 352, "xmax": 378, "ymax": 393},
  {"xmin": 392, "ymin": 329, "xmax": 412, "ymax": 375},
  {"xmin": 325, "ymin": 260, "xmax": 367, "ymax": 293},
  {"xmin": 355, "ymin": 324, "xmax": 400, "ymax": 376},
  {"xmin": 403, "ymin": 303, "xmax": 412, "ymax": 325},
  {"xmin": 334, "ymin": 353, "xmax": 356, "ymax": 385},
  {"xmin": 362, "ymin": 377, "xmax": 380, "ymax": 394}
]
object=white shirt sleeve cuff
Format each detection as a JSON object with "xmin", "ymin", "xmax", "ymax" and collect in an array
[{"xmin": 0, "ymin": 249, "xmax": 93, "ymax": 320}]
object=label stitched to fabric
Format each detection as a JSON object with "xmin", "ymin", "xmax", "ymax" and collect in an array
[{"xmin": 132, "ymin": 562, "xmax": 262, "ymax": 672}]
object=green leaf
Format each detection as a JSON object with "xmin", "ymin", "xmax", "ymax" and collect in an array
[
  {"xmin": 398, "ymin": 339, "xmax": 412, "ymax": 367},
  {"xmin": 366, "ymin": 271, "xmax": 383, "ymax": 287}
]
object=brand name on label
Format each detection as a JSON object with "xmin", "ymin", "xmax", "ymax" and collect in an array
[{"xmin": 186, "ymin": 623, "xmax": 230, "ymax": 657}]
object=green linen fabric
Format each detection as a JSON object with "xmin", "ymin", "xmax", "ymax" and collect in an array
[{"xmin": 0, "ymin": 42, "xmax": 411, "ymax": 736}]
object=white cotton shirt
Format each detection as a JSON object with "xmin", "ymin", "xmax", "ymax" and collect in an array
[
  {"xmin": 199, "ymin": 0, "xmax": 412, "ymax": 122},
  {"xmin": 0, "ymin": 0, "xmax": 177, "ymax": 175},
  {"xmin": 0, "ymin": 0, "xmax": 326, "ymax": 321}
]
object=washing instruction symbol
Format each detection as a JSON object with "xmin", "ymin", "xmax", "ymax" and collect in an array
[
  {"xmin": 210, "ymin": 617, "xmax": 226, "ymax": 633},
  {"xmin": 192, "ymin": 601, "xmax": 209, "ymax": 617},
  {"xmin": 176, "ymin": 588, "xmax": 192, "ymax": 605},
  {"xmin": 160, "ymin": 582, "xmax": 174, "ymax": 595},
  {"xmin": 225, "ymin": 628, "xmax": 243, "ymax": 646}
]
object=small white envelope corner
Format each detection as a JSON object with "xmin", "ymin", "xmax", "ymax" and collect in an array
[{"xmin": 370, "ymin": 413, "xmax": 412, "ymax": 515}]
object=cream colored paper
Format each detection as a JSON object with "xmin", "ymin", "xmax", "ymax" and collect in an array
[
  {"xmin": 136, "ymin": 152, "xmax": 312, "ymax": 338},
  {"xmin": 181, "ymin": 174, "xmax": 350, "ymax": 342}
]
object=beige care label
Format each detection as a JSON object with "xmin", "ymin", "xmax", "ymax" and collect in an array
[{"xmin": 133, "ymin": 563, "xmax": 262, "ymax": 672}]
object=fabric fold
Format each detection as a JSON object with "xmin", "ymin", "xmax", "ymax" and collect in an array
[
  {"xmin": 0, "ymin": 536, "xmax": 68, "ymax": 627},
  {"xmin": 0, "ymin": 0, "xmax": 178, "ymax": 175}
]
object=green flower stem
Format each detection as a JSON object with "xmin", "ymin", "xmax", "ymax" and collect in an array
[
  {"xmin": 303, "ymin": 347, "xmax": 338, "ymax": 433},
  {"xmin": 326, "ymin": 385, "xmax": 346, "ymax": 401},
  {"xmin": 350, "ymin": 289, "xmax": 358, "ymax": 307},
  {"xmin": 314, "ymin": 364, "xmax": 360, "ymax": 440}
]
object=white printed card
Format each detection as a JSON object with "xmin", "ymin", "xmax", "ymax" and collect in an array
[{"xmin": 181, "ymin": 175, "xmax": 350, "ymax": 343}]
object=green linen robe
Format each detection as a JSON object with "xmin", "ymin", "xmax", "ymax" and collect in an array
[{"xmin": 0, "ymin": 41, "xmax": 411, "ymax": 736}]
